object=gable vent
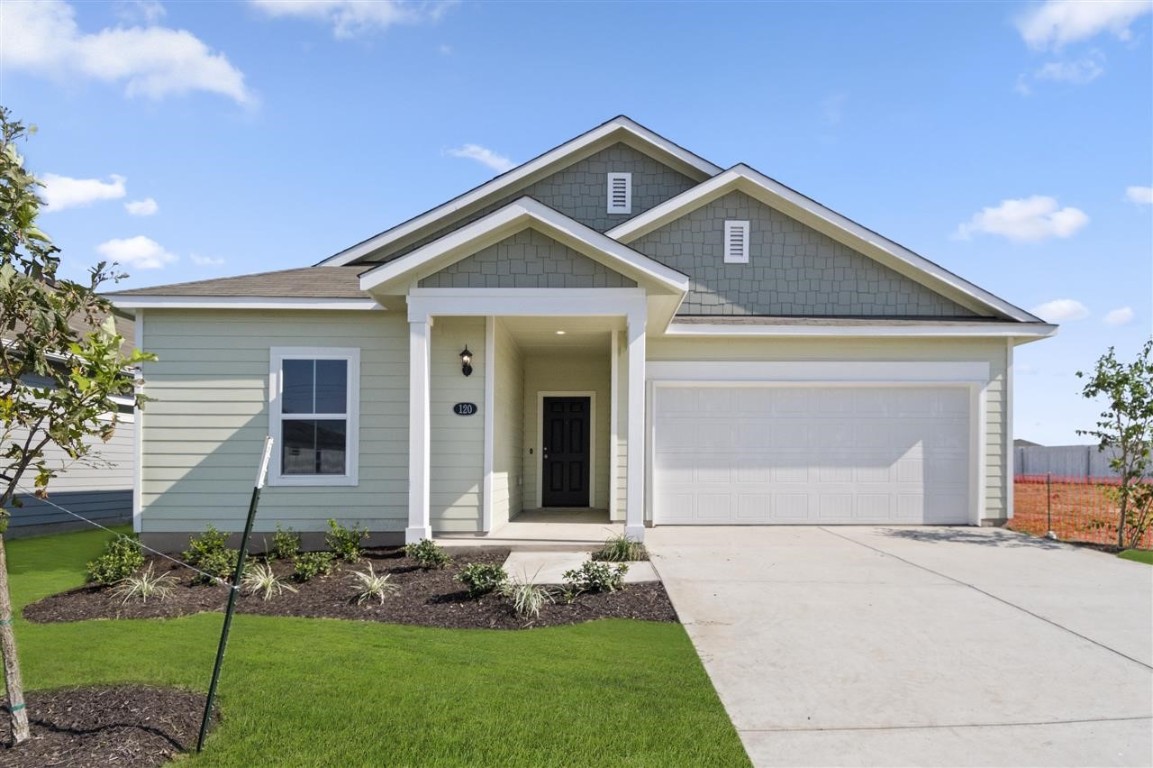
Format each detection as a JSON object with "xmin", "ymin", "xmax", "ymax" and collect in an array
[
  {"xmin": 724, "ymin": 220, "xmax": 750, "ymax": 264},
  {"xmin": 607, "ymin": 172, "xmax": 632, "ymax": 214}
]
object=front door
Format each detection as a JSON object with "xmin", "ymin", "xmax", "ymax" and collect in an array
[{"xmin": 542, "ymin": 396, "xmax": 591, "ymax": 507}]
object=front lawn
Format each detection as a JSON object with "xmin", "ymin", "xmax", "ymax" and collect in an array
[
  {"xmin": 4, "ymin": 528, "xmax": 749, "ymax": 767},
  {"xmin": 1118, "ymin": 549, "xmax": 1153, "ymax": 565}
]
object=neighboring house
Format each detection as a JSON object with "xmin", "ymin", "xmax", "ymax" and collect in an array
[
  {"xmin": 108, "ymin": 117, "xmax": 1055, "ymax": 548},
  {"xmin": 2, "ymin": 313, "xmax": 136, "ymax": 538}
]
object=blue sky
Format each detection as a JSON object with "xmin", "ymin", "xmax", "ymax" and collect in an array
[{"xmin": 1, "ymin": 0, "xmax": 1150, "ymax": 446}]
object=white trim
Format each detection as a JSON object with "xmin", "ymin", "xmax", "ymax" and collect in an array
[
  {"xmin": 482, "ymin": 316, "xmax": 496, "ymax": 532},
  {"xmin": 663, "ymin": 321, "xmax": 1056, "ymax": 339},
  {"xmin": 535, "ymin": 391, "xmax": 597, "ymax": 509},
  {"xmin": 609, "ymin": 329, "xmax": 619, "ymax": 521},
  {"xmin": 106, "ymin": 296, "xmax": 382, "ymax": 311},
  {"xmin": 408, "ymin": 287, "xmax": 649, "ymax": 321},
  {"xmin": 132, "ymin": 310, "xmax": 144, "ymax": 534},
  {"xmin": 626, "ymin": 306, "xmax": 646, "ymax": 540},
  {"xmin": 607, "ymin": 166, "xmax": 1043, "ymax": 323},
  {"xmin": 360, "ymin": 198, "xmax": 689, "ymax": 295},
  {"xmin": 321, "ymin": 116, "xmax": 720, "ymax": 267},
  {"xmin": 407, "ymin": 319, "xmax": 433, "ymax": 543},
  {"xmin": 723, "ymin": 220, "xmax": 750, "ymax": 264},
  {"xmin": 607, "ymin": 172, "xmax": 632, "ymax": 214},
  {"xmin": 1005, "ymin": 339, "xmax": 1014, "ymax": 521},
  {"xmin": 974, "ymin": 382, "xmax": 989, "ymax": 525},
  {"xmin": 646, "ymin": 360, "xmax": 990, "ymax": 383},
  {"xmin": 268, "ymin": 347, "xmax": 361, "ymax": 487}
]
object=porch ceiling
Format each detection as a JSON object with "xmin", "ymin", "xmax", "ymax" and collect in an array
[{"xmin": 501, "ymin": 315, "xmax": 621, "ymax": 354}]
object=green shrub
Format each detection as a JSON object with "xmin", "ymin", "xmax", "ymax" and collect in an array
[
  {"xmin": 562, "ymin": 561, "xmax": 628, "ymax": 595},
  {"xmin": 456, "ymin": 562, "xmax": 508, "ymax": 598},
  {"xmin": 591, "ymin": 534, "xmax": 649, "ymax": 562},
  {"xmin": 404, "ymin": 538, "xmax": 450, "ymax": 569},
  {"xmin": 195, "ymin": 549, "xmax": 243, "ymax": 584},
  {"xmin": 87, "ymin": 535, "xmax": 146, "ymax": 585},
  {"xmin": 242, "ymin": 562, "xmax": 298, "ymax": 600},
  {"xmin": 270, "ymin": 524, "xmax": 301, "ymax": 561},
  {"xmin": 349, "ymin": 564, "xmax": 400, "ymax": 605},
  {"xmin": 182, "ymin": 524, "xmax": 229, "ymax": 567},
  {"xmin": 112, "ymin": 563, "xmax": 176, "ymax": 604},
  {"xmin": 293, "ymin": 551, "xmax": 335, "ymax": 582},
  {"xmin": 326, "ymin": 519, "xmax": 368, "ymax": 563}
]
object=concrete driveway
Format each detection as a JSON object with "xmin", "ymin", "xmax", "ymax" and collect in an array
[{"xmin": 646, "ymin": 526, "xmax": 1153, "ymax": 767}]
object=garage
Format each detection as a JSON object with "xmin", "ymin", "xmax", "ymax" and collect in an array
[{"xmin": 652, "ymin": 384, "xmax": 972, "ymax": 525}]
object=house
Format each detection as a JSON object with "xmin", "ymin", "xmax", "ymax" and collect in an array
[{"xmin": 107, "ymin": 117, "xmax": 1055, "ymax": 549}]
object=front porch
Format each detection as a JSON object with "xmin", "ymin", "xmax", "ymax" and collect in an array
[{"xmin": 436, "ymin": 508, "xmax": 624, "ymax": 551}]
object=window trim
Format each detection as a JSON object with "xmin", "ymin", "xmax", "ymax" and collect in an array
[
  {"xmin": 724, "ymin": 220, "xmax": 750, "ymax": 264},
  {"xmin": 269, "ymin": 347, "xmax": 360, "ymax": 487},
  {"xmin": 607, "ymin": 172, "xmax": 633, "ymax": 215}
]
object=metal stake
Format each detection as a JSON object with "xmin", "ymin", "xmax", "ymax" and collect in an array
[{"xmin": 197, "ymin": 436, "xmax": 274, "ymax": 752}]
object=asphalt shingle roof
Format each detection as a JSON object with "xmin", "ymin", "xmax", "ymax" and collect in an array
[{"xmin": 107, "ymin": 266, "xmax": 368, "ymax": 299}]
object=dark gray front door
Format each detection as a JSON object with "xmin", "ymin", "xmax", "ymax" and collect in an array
[{"xmin": 542, "ymin": 397, "xmax": 590, "ymax": 507}]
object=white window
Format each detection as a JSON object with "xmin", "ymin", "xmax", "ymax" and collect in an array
[
  {"xmin": 607, "ymin": 172, "xmax": 632, "ymax": 214},
  {"xmin": 269, "ymin": 347, "xmax": 360, "ymax": 486},
  {"xmin": 724, "ymin": 220, "xmax": 750, "ymax": 264}
]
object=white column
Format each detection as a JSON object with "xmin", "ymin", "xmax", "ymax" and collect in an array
[
  {"xmin": 625, "ymin": 311, "xmax": 646, "ymax": 541},
  {"xmin": 406, "ymin": 317, "xmax": 433, "ymax": 543},
  {"xmin": 609, "ymin": 328, "xmax": 619, "ymax": 522}
]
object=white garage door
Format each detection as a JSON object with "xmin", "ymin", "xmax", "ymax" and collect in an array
[{"xmin": 652, "ymin": 385, "xmax": 971, "ymax": 525}]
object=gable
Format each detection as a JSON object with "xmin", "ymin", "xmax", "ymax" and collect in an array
[
  {"xmin": 418, "ymin": 228, "xmax": 638, "ymax": 290},
  {"xmin": 358, "ymin": 142, "xmax": 699, "ymax": 266},
  {"xmin": 631, "ymin": 191, "xmax": 979, "ymax": 318}
]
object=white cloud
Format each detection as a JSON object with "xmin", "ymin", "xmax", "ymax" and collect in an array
[
  {"xmin": 1126, "ymin": 185, "xmax": 1153, "ymax": 205},
  {"xmin": 0, "ymin": 0, "xmax": 251, "ymax": 105},
  {"xmin": 190, "ymin": 253, "xmax": 225, "ymax": 266},
  {"xmin": 1104, "ymin": 306, "xmax": 1135, "ymax": 326},
  {"xmin": 250, "ymin": 0, "xmax": 455, "ymax": 38},
  {"xmin": 96, "ymin": 236, "xmax": 178, "ymax": 269},
  {"xmin": 1030, "ymin": 298, "xmax": 1090, "ymax": 322},
  {"xmin": 115, "ymin": 0, "xmax": 166, "ymax": 25},
  {"xmin": 1016, "ymin": 0, "xmax": 1153, "ymax": 50},
  {"xmin": 954, "ymin": 196, "xmax": 1089, "ymax": 242},
  {"xmin": 1034, "ymin": 52, "xmax": 1106, "ymax": 84},
  {"xmin": 40, "ymin": 173, "xmax": 126, "ymax": 212},
  {"xmin": 446, "ymin": 144, "xmax": 515, "ymax": 173},
  {"xmin": 124, "ymin": 197, "xmax": 158, "ymax": 216}
]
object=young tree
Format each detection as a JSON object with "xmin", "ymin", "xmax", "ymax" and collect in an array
[
  {"xmin": 0, "ymin": 107, "xmax": 153, "ymax": 745},
  {"xmin": 1076, "ymin": 339, "xmax": 1153, "ymax": 550}
]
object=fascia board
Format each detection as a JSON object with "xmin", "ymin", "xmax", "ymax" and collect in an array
[
  {"xmin": 320, "ymin": 117, "xmax": 721, "ymax": 268},
  {"xmin": 662, "ymin": 321, "xmax": 1058, "ymax": 339},
  {"xmin": 105, "ymin": 296, "xmax": 382, "ymax": 310}
]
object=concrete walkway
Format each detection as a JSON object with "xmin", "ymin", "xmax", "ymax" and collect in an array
[
  {"xmin": 646, "ymin": 526, "xmax": 1153, "ymax": 767},
  {"xmin": 502, "ymin": 550, "xmax": 659, "ymax": 584}
]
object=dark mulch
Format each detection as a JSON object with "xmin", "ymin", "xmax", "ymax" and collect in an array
[
  {"xmin": 0, "ymin": 685, "xmax": 212, "ymax": 766},
  {"xmin": 23, "ymin": 547, "xmax": 678, "ymax": 630}
]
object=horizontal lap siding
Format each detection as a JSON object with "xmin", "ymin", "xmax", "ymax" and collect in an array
[
  {"xmin": 139, "ymin": 310, "xmax": 409, "ymax": 535},
  {"xmin": 647, "ymin": 337, "xmax": 1007, "ymax": 521}
]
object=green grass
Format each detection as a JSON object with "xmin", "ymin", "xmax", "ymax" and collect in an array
[
  {"xmin": 6, "ymin": 528, "xmax": 749, "ymax": 767},
  {"xmin": 1118, "ymin": 549, "xmax": 1153, "ymax": 565}
]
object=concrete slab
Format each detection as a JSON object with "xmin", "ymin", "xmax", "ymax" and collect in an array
[
  {"xmin": 501, "ymin": 550, "xmax": 659, "ymax": 584},
  {"xmin": 646, "ymin": 526, "xmax": 1153, "ymax": 768}
]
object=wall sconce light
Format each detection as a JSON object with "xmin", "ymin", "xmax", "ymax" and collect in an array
[{"xmin": 460, "ymin": 346, "xmax": 473, "ymax": 377}]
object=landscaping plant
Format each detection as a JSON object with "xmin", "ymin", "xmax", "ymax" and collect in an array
[
  {"xmin": 456, "ymin": 562, "xmax": 508, "ymax": 598},
  {"xmin": 349, "ymin": 563, "xmax": 399, "ymax": 605},
  {"xmin": 591, "ymin": 533, "xmax": 649, "ymax": 562},
  {"xmin": 501, "ymin": 576, "xmax": 553, "ymax": 619},
  {"xmin": 563, "ymin": 561, "xmax": 629, "ymax": 595},
  {"xmin": 292, "ymin": 551, "xmax": 335, "ymax": 582},
  {"xmin": 242, "ymin": 562, "xmax": 298, "ymax": 601},
  {"xmin": 182, "ymin": 525, "xmax": 241, "ymax": 584},
  {"xmin": 326, "ymin": 518, "xmax": 368, "ymax": 563},
  {"xmin": 270, "ymin": 524, "xmax": 301, "ymax": 561},
  {"xmin": 111, "ymin": 564, "xmax": 176, "ymax": 605},
  {"xmin": 404, "ymin": 538, "xmax": 450, "ymax": 569},
  {"xmin": 86, "ymin": 535, "xmax": 146, "ymax": 585}
]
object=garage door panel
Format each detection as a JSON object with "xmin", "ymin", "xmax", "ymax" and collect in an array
[{"xmin": 653, "ymin": 385, "xmax": 972, "ymax": 526}]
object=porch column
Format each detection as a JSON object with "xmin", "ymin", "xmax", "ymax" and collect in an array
[
  {"xmin": 406, "ymin": 316, "xmax": 433, "ymax": 543},
  {"xmin": 625, "ymin": 309, "xmax": 646, "ymax": 541}
]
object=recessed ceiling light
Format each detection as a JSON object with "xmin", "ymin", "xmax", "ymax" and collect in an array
[{"xmin": 555, "ymin": 330, "xmax": 566, "ymax": 335}]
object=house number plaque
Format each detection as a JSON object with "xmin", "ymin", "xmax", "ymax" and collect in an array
[{"xmin": 453, "ymin": 402, "xmax": 477, "ymax": 416}]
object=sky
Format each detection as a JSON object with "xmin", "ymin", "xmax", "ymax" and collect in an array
[{"xmin": 0, "ymin": 0, "xmax": 1150, "ymax": 447}]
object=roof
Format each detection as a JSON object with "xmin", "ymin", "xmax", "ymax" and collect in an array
[{"xmin": 107, "ymin": 266, "xmax": 369, "ymax": 299}]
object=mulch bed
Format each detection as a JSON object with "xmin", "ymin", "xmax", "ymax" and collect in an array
[
  {"xmin": 23, "ymin": 547, "xmax": 678, "ymax": 630},
  {"xmin": 0, "ymin": 685, "xmax": 211, "ymax": 766}
]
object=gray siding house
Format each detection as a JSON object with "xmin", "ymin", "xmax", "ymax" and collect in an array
[{"xmin": 108, "ymin": 117, "xmax": 1055, "ymax": 548}]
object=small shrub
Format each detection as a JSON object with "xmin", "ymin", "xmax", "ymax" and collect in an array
[
  {"xmin": 326, "ymin": 518, "xmax": 369, "ymax": 563},
  {"xmin": 456, "ymin": 562, "xmax": 508, "ymax": 598},
  {"xmin": 87, "ymin": 535, "xmax": 146, "ymax": 585},
  {"xmin": 350, "ymin": 564, "xmax": 399, "ymax": 605},
  {"xmin": 182, "ymin": 525, "xmax": 229, "ymax": 566},
  {"xmin": 193, "ymin": 548, "xmax": 243, "ymax": 584},
  {"xmin": 501, "ymin": 578, "xmax": 553, "ymax": 619},
  {"xmin": 242, "ymin": 562, "xmax": 298, "ymax": 601},
  {"xmin": 562, "ymin": 560, "xmax": 629, "ymax": 595},
  {"xmin": 591, "ymin": 534, "xmax": 649, "ymax": 562},
  {"xmin": 404, "ymin": 538, "xmax": 450, "ymax": 569},
  {"xmin": 270, "ymin": 524, "xmax": 301, "ymax": 561},
  {"xmin": 293, "ymin": 551, "xmax": 335, "ymax": 582},
  {"xmin": 111, "ymin": 564, "xmax": 176, "ymax": 604}
]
